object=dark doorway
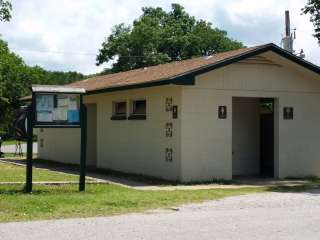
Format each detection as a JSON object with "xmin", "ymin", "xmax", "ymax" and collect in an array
[
  {"xmin": 86, "ymin": 103, "xmax": 97, "ymax": 169},
  {"xmin": 260, "ymin": 98, "xmax": 274, "ymax": 177}
]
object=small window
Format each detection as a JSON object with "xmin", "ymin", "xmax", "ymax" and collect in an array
[
  {"xmin": 132, "ymin": 100, "xmax": 146, "ymax": 115},
  {"xmin": 129, "ymin": 100, "xmax": 146, "ymax": 120},
  {"xmin": 111, "ymin": 101, "xmax": 127, "ymax": 120},
  {"xmin": 114, "ymin": 102, "xmax": 126, "ymax": 116}
]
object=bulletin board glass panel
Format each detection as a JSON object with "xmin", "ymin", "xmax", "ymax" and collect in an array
[{"xmin": 35, "ymin": 93, "xmax": 81, "ymax": 126}]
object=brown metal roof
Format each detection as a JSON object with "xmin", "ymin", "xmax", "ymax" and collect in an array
[{"xmin": 68, "ymin": 45, "xmax": 261, "ymax": 93}]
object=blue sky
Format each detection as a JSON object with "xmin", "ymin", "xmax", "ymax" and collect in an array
[{"xmin": 0, "ymin": 0, "xmax": 319, "ymax": 74}]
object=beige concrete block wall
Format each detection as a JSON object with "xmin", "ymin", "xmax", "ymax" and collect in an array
[
  {"xmin": 85, "ymin": 86, "xmax": 182, "ymax": 181},
  {"xmin": 277, "ymin": 93, "xmax": 320, "ymax": 177},
  {"xmin": 181, "ymin": 89, "xmax": 232, "ymax": 181},
  {"xmin": 37, "ymin": 128, "xmax": 80, "ymax": 164},
  {"xmin": 181, "ymin": 54, "xmax": 320, "ymax": 181},
  {"xmin": 37, "ymin": 104, "xmax": 97, "ymax": 166}
]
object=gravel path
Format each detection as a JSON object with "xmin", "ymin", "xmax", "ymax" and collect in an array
[{"xmin": 1, "ymin": 190, "xmax": 320, "ymax": 240}]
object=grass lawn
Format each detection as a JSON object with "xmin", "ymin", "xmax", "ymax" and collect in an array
[
  {"xmin": 1, "ymin": 152, "xmax": 25, "ymax": 158},
  {"xmin": 0, "ymin": 161, "xmax": 319, "ymax": 223},
  {"xmin": 0, "ymin": 184, "xmax": 267, "ymax": 223},
  {"xmin": 0, "ymin": 162, "xmax": 79, "ymax": 182},
  {"xmin": 0, "ymin": 180, "xmax": 319, "ymax": 223}
]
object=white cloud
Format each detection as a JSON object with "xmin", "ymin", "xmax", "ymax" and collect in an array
[{"xmin": 0, "ymin": 0, "xmax": 319, "ymax": 74}]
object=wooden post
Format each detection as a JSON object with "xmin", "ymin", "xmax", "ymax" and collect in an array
[
  {"xmin": 26, "ymin": 104, "xmax": 33, "ymax": 193},
  {"xmin": 79, "ymin": 97, "xmax": 87, "ymax": 192}
]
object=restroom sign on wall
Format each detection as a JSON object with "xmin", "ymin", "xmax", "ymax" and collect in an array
[{"xmin": 218, "ymin": 106, "xmax": 227, "ymax": 119}]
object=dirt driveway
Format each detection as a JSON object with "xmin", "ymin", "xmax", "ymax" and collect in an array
[{"xmin": 1, "ymin": 190, "xmax": 320, "ymax": 240}]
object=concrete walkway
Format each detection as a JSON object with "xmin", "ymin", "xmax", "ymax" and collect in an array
[
  {"xmin": 0, "ymin": 158, "xmax": 311, "ymax": 190},
  {"xmin": 1, "ymin": 190, "xmax": 320, "ymax": 240},
  {"xmin": 136, "ymin": 179, "xmax": 309, "ymax": 191}
]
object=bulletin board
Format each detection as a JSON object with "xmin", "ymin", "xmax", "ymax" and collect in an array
[{"xmin": 35, "ymin": 93, "xmax": 81, "ymax": 126}]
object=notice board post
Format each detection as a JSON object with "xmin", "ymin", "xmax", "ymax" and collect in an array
[
  {"xmin": 26, "ymin": 102, "xmax": 34, "ymax": 193},
  {"xmin": 26, "ymin": 85, "xmax": 86, "ymax": 193},
  {"xmin": 79, "ymin": 95, "xmax": 87, "ymax": 191}
]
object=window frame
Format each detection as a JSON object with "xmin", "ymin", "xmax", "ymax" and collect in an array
[
  {"xmin": 111, "ymin": 101, "xmax": 127, "ymax": 120},
  {"xmin": 128, "ymin": 99, "xmax": 147, "ymax": 120}
]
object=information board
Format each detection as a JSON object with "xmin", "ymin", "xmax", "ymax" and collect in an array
[{"xmin": 35, "ymin": 93, "xmax": 81, "ymax": 125}]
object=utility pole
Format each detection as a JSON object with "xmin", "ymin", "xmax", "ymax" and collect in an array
[
  {"xmin": 281, "ymin": 10, "xmax": 305, "ymax": 58},
  {"xmin": 282, "ymin": 11, "xmax": 295, "ymax": 53}
]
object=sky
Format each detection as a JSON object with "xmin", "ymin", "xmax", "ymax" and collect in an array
[{"xmin": 0, "ymin": 0, "xmax": 319, "ymax": 75}]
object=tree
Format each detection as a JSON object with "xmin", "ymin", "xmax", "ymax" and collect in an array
[
  {"xmin": 0, "ymin": 38, "xmax": 85, "ymax": 138},
  {"xmin": 96, "ymin": 3, "xmax": 244, "ymax": 73},
  {"xmin": 0, "ymin": 39, "xmax": 28, "ymax": 136},
  {"xmin": 302, "ymin": 0, "xmax": 320, "ymax": 44},
  {"xmin": 0, "ymin": 0, "xmax": 11, "ymax": 22}
]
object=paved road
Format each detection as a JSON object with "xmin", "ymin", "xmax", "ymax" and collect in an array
[
  {"xmin": 1, "ymin": 191, "xmax": 320, "ymax": 240},
  {"xmin": 1, "ymin": 143, "xmax": 38, "ymax": 154}
]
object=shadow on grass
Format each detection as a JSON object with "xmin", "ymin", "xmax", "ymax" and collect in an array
[
  {"xmin": 266, "ymin": 182, "xmax": 320, "ymax": 194},
  {"xmin": 0, "ymin": 184, "xmax": 82, "ymax": 195},
  {"xmin": 0, "ymin": 186, "xmax": 49, "ymax": 195}
]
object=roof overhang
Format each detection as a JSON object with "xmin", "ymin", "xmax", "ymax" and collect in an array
[
  {"xmin": 85, "ymin": 43, "xmax": 320, "ymax": 95},
  {"xmin": 171, "ymin": 43, "xmax": 320, "ymax": 79}
]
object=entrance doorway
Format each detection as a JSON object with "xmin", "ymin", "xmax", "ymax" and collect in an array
[
  {"xmin": 260, "ymin": 98, "xmax": 274, "ymax": 177},
  {"xmin": 86, "ymin": 103, "xmax": 97, "ymax": 168},
  {"xmin": 232, "ymin": 97, "xmax": 274, "ymax": 178}
]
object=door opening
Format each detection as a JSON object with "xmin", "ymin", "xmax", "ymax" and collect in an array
[
  {"xmin": 232, "ymin": 97, "xmax": 274, "ymax": 178},
  {"xmin": 260, "ymin": 98, "xmax": 274, "ymax": 177},
  {"xmin": 86, "ymin": 103, "xmax": 97, "ymax": 169}
]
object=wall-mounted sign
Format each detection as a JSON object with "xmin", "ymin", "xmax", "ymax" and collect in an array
[
  {"xmin": 165, "ymin": 97, "xmax": 173, "ymax": 112},
  {"xmin": 283, "ymin": 107, "xmax": 293, "ymax": 120},
  {"xmin": 165, "ymin": 148, "xmax": 173, "ymax": 162},
  {"xmin": 218, "ymin": 106, "xmax": 227, "ymax": 119},
  {"xmin": 172, "ymin": 105, "xmax": 178, "ymax": 119},
  {"xmin": 165, "ymin": 122, "xmax": 173, "ymax": 137}
]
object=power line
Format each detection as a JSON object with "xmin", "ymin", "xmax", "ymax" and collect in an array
[
  {"xmin": 12, "ymin": 48, "xmax": 97, "ymax": 56},
  {"xmin": 11, "ymin": 48, "xmax": 160, "ymax": 58},
  {"xmin": 11, "ymin": 48, "xmax": 173, "ymax": 58}
]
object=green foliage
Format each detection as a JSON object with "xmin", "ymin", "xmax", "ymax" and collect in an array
[
  {"xmin": 0, "ymin": 0, "xmax": 11, "ymax": 22},
  {"xmin": 302, "ymin": 0, "xmax": 320, "ymax": 44},
  {"xmin": 0, "ymin": 39, "xmax": 28, "ymax": 137},
  {"xmin": 0, "ymin": 39, "xmax": 85, "ymax": 138},
  {"xmin": 96, "ymin": 3, "xmax": 244, "ymax": 73}
]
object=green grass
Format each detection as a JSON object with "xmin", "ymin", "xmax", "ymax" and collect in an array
[
  {"xmin": 0, "ymin": 180, "xmax": 319, "ymax": 223},
  {"xmin": 0, "ymin": 162, "xmax": 319, "ymax": 223},
  {"xmin": 1, "ymin": 140, "xmax": 26, "ymax": 146},
  {"xmin": 0, "ymin": 162, "xmax": 79, "ymax": 182},
  {"xmin": 1, "ymin": 152, "xmax": 26, "ymax": 158},
  {"xmin": 0, "ymin": 184, "xmax": 266, "ymax": 223}
]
